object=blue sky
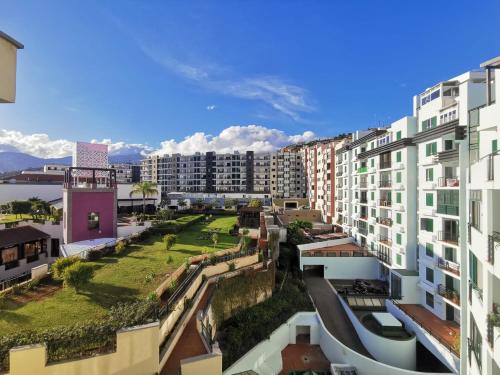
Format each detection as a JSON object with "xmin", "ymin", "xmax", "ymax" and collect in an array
[{"xmin": 1, "ymin": 0, "xmax": 499, "ymax": 157}]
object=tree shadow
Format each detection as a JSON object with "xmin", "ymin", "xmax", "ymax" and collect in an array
[
  {"xmin": 78, "ymin": 282, "xmax": 140, "ymax": 309},
  {"xmin": 0, "ymin": 309, "xmax": 32, "ymax": 325}
]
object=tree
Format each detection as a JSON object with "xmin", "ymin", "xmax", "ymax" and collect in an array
[
  {"xmin": 52, "ymin": 256, "xmax": 80, "ymax": 280},
  {"xmin": 241, "ymin": 228, "xmax": 250, "ymax": 254},
  {"xmin": 129, "ymin": 182, "xmax": 159, "ymax": 215},
  {"xmin": 9, "ymin": 200, "xmax": 31, "ymax": 219},
  {"xmin": 211, "ymin": 233, "xmax": 219, "ymax": 249},
  {"xmin": 163, "ymin": 234, "xmax": 177, "ymax": 252},
  {"xmin": 248, "ymin": 199, "xmax": 263, "ymax": 208},
  {"xmin": 157, "ymin": 208, "xmax": 174, "ymax": 221},
  {"xmin": 177, "ymin": 199, "xmax": 187, "ymax": 210},
  {"xmin": 63, "ymin": 262, "xmax": 94, "ymax": 292},
  {"xmin": 224, "ymin": 198, "xmax": 238, "ymax": 209}
]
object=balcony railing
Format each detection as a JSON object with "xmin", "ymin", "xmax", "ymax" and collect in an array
[
  {"xmin": 376, "ymin": 251, "xmax": 392, "ymax": 265},
  {"xmin": 358, "ymin": 166, "xmax": 368, "ymax": 174},
  {"xmin": 358, "ymin": 227, "xmax": 368, "ymax": 235},
  {"xmin": 468, "ymin": 281, "xmax": 483, "ymax": 303},
  {"xmin": 437, "ymin": 257, "xmax": 460, "ymax": 276},
  {"xmin": 378, "ymin": 235, "xmax": 392, "ymax": 246},
  {"xmin": 438, "ymin": 230, "xmax": 459, "ymax": 245},
  {"xmin": 437, "ymin": 284, "xmax": 460, "ymax": 305},
  {"xmin": 360, "ymin": 181, "xmax": 368, "ymax": 188},
  {"xmin": 488, "ymin": 231, "xmax": 500, "ymax": 265},
  {"xmin": 336, "ymin": 171, "xmax": 343, "ymax": 177},
  {"xmin": 360, "ymin": 198, "xmax": 368, "ymax": 204},
  {"xmin": 379, "ymin": 180, "xmax": 392, "ymax": 188},
  {"xmin": 337, "ymin": 207, "xmax": 343, "ymax": 212},
  {"xmin": 378, "ymin": 199, "xmax": 392, "ymax": 207},
  {"xmin": 377, "ymin": 217, "xmax": 393, "ymax": 227},
  {"xmin": 438, "ymin": 177, "xmax": 459, "ymax": 187},
  {"xmin": 380, "ymin": 162, "xmax": 392, "ymax": 170}
]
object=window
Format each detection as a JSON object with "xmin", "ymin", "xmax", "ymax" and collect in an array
[
  {"xmin": 420, "ymin": 218, "xmax": 434, "ymax": 232},
  {"xmin": 396, "ymin": 233, "xmax": 402, "ymax": 245},
  {"xmin": 470, "ymin": 190, "xmax": 481, "ymax": 230},
  {"xmin": 493, "ymin": 139, "xmax": 498, "ymax": 153},
  {"xmin": 437, "ymin": 190, "xmax": 459, "ymax": 215},
  {"xmin": 371, "ymin": 192, "xmax": 375, "ymax": 200},
  {"xmin": 422, "ymin": 116, "xmax": 437, "ymax": 131},
  {"xmin": 469, "ymin": 251, "xmax": 478, "ymax": 285},
  {"xmin": 396, "ymin": 131, "xmax": 402, "ymax": 141},
  {"xmin": 426, "ymin": 193, "xmax": 433, "ymax": 206},
  {"xmin": 396, "ymin": 254, "xmax": 402, "ymax": 266},
  {"xmin": 391, "ymin": 273, "xmax": 402, "ymax": 299},
  {"xmin": 425, "ymin": 168, "xmax": 434, "ymax": 181},
  {"xmin": 1, "ymin": 246, "xmax": 18, "ymax": 264},
  {"xmin": 425, "ymin": 243, "xmax": 434, "ymax": 257},
  {"xmin": 470, "ymin": 314, "xmax": 482, "ymax": 371},
  {"xmin": 369, "ymin": 225, "xmax": 374, "ymax": 234},
  {"xmin": 396, "ymin": 213, "xmax": 402, "ymax": 224},
  {"xmin": 396, "ymin": 151, "xmax": 401, "ymax": 163},
  {"xmin": 425, "ymin": 142, "xmax": 438, "ymax": 156},
  {"xmin": 371, "ymin": 175, "xmax": 374, "ymax": 184},
  {"xmin": 371, "ymin": 208, "xmax": 376, "ymax": 217},
  {"xmin": 487, "ymin": 67, "xmax": 496, "ymax": 105},
  {"xmin": 88, "ymin": 212, "xmax": 100, "ymax": 230},
  {"xmin": 396, "ymin": 192, "xmax": 402, "ymax": 204},
  {"xmin": 426, "ymin": 267, "xmax": 434, "ymax": 283},
  {"xmin": 444, "ymin": 140, "xmax": 454, "ymax": 150},
  {"xmin": 426, "ymin": 291, "xmax": 434, "ymax": 308},
  {"xmin": 396, "ymin": 172, "xmax": 401, "ymax": 183}
]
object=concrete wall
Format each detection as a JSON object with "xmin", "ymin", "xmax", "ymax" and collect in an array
[
  {"xmin": 6, "ymin": 322, "xmax": 159, "ymax": 375},
  {"xmin": 300, "ymin": 255, "xmax": 379, "ymax": 280},
  {"xmin": 337, "ymin": 294, "xmax": 416, "ymax": 370},
  {"xmin": 180, "ymin": 353, "xmax": 223, "ymax": 375}
]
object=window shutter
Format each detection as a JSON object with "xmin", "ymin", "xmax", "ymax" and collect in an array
[
  {"xmin": 431, "ymin": 116, "xmax": 437, "ymax": 127},
  {"xmin": 426, "ymin": 193, "xmax": 434, "ymax": 206},
  {"xmin": 396, "ymin": 151, "xmax": 401, "ymax": 163}
]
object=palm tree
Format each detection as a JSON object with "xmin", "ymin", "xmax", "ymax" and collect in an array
[{"xmin": 129, "ymin": 182, "xmax": 159, "ymax": 215}]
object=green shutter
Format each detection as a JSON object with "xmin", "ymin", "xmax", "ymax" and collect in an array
[
  {"xmin": 428, "ymin": 219, "xmax": 434, "ymax": 232},
  {"xmin": 371, "ymin": 158, "xmax": 374, "ymax": 167},
  {"xmin": 426, "ymin": 144, "xmax": 430, "ymax": 156},
  {"xmin": 396, "ymin": 151, "xmax": 401, "ymax": 163},
  {"xmin": 396, "ymin": 192, "xmax": 401, "ymax": 203},
  {"xmin": 396, "ymin": 213, "xmax": 402, "ymax": 224},
  {"xmin": 396, "ymin": 172, "xmax": 401, "ymax": 183},
  {"xmin": 371, "ymin": 192, "xmax": 374, "ymax": 200},
  {"xmin": 426, "ymin": 243, "xmax": 434, "ymax": 257},
  {"xmin": 469, "ymin": 251, "xmax": 478, "ymax": 284},
  {"xmin": 396, "ymin": 254, "xmax": 402, "ymax": 266},
  {"xmin": 396, "ymin": 131, "xmax": 402, "ymax": 140},
  {"xmin": 426, "ymin": 193, "xmax": 433, "ymax": 206},
  {"xmin": 432, "ymin": 142, "xmax": 437, "ymax": 155},
  {"xmin": 426, "ymin": 168, "xmax": 434, "ymax": 181},
  {"xmin": 493, "ymin": 139, "xmax": 498, "ymax": 153},
  {"xmin": 396, "ymin": 233, "xmax": 402, "ymax": 245},
  {"xmin": 431, "ymin": 116, "xmax": 437, "ymax": 128}
]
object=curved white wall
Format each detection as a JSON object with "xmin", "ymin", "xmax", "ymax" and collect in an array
[{"xmin": 337, "ymin": 294, "xmax": 416, "ymax": 370}]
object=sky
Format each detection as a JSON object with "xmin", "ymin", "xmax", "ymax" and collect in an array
[{"xmin": 1, "ymin": 0, "xmax": 499, "ymax": 158}]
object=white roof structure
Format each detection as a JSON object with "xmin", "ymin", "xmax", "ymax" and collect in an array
[{"xmin": 372, "ymin": 312, "xmax": 402, "ymax": 328}]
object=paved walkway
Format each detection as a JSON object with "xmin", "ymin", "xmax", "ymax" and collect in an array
[
  {"xmin": 279, "ymin": 343, "xmax": 331, "ymax": 374},
  {"xmin": 161, "ymin": 284, "xmax": 214, "ymax": 375},
  {"xmin": 303, "ymin": 270, "xmax": 373, "ymax": 358}
]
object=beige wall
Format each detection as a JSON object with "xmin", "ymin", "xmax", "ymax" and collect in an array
[
  {"xmin": 0, "ymin": 37, "xmax": 18, "ymax": 103},
  {"xmin": 180, "ymin": 353, "xmax": 222, "ymax": 375},
  {"xmin": 6, "ymin": 322, "xmax": 159, "ymax": 375}
]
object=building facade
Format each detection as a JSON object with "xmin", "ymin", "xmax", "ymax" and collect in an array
[{"xmin": 270, "ymin": 148, "xmax": 305, "ymax": 199}]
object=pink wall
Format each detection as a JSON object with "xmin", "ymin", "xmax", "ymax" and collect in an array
[{"xmin": 70, "ymin": 191, "xmax": 115, "ymax": 242}]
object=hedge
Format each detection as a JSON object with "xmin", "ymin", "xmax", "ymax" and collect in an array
[
  {"xmin": 148, "ymin": 215, "xmax": 204, "ymax": 235},
  {"xmin": 0, "ymin": 299, "xmax": 158, "ymax": 372}
]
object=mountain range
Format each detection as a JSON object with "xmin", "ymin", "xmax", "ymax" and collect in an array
[{"xmin": 0, "ymin": 152, "xmax": 143, "ymax": 173}]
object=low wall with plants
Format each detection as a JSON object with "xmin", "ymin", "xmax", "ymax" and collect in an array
[
  {"xmin": 5, "ymin": 321, "xmax": 159, "ymax": 375},
  {"xmin": 0, "ymin": 299, "xmax": 159, "ymax": 373},
  {"xmin": 148, "ymin": 215, "xmax": 204, "ymax": 235}
]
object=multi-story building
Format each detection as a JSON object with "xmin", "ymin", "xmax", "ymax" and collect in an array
[
  {"xmin": 270, "ymin": 147, "xmax": 305, "ymax": 199},
  {"xmin": 110, "ymin": 163, "xmax": 140, "ymax": 183},
  {"xmin": 140, "ymin": 154, "xmax": 159, "ymax": 183},
  {"xmin": 465, "ymin": 57, "xmax": 500, "ymax": 375},
  {"xmin": 253, "ymin": 153, "xmax": 271, "ymax": 194}
]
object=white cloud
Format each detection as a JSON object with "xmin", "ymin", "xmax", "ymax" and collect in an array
[
  {"xmin": 0, "ymin": 125, "xmax": 317, "ymax": 159},
  {"xmin": 206, "ymin": 105, "xmax": 216, "ymax": 111},
  {"xmin": 153, "ymin": 125, "xmax": 316, "ymax": 155},
  {"xmin": 137, "ymin": 43, "xmax": 314, "ymax": 121}
]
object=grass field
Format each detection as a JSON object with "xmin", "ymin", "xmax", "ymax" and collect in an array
[
  {"xmin": 0, "ymin": 214, "xmax": 38, "ymax": 224},
  {"xmin": 0, "ymin": 215, "xmax": 239, "ymax": 334}
]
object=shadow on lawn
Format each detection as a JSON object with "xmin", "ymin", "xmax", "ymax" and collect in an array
[
  {"xmin": 0, "ymin": 309, "xmax": 32, "ymax": 325},
  {"xmin": 79, "ymin": 282, "xmax": 140, "ymax": 308}
]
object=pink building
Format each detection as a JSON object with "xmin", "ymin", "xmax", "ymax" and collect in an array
[{"xmin": 63, "ymin": 142, "xmax": 117, "ymax": 244}]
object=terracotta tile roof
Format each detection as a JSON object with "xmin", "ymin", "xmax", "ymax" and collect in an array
[{"xmin": 0, "ymin": 225, "xmax": 50, "ymax": 248}]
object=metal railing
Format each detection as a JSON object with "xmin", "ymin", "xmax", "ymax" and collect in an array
[
  {"xmin": 380, "ymin": 162, "xmax": 392, "ymax": 170},
  {"xmin": 438, "ymin": 177, "xmax": 459, "ymax": 187},
  {"xmin": 437, "ymin": 204, "xmax": 459, "ymax": 216},
  {"xmin": 378, "ymin": 199, "xmax": 392, "ymax": 207},
  {"xmin": 437, "ymin": 284, "xmax": 460, "ymax": 305},
  {"xmin": 468, "ymin": 280, "xmax": 483, "ymax": 304},
  {"xmin": 379, "ymin": 180, "xmax": 392, "ymax": 188},
  {"xmin": 437, "ymin": 257, "xmax": 460, "ymax": 276},
  {"xmin": 488, "ymin": 231, "xmax": 500, "ymax": 265},
  {"xmin": 438, "ymin": 230, "xmax": 459, "ymax": 244},
  {"xmin": 377, "ymin": 217, "xmax": 393, "ymax": 227},
  {"xmin": 391, "ymin": 300, "xmax": 459, "ymax": 356}
]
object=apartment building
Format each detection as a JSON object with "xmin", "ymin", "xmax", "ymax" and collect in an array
[
  {"xmin": 109, "ymin": 163, "xmax": 140, "ymax": 183},
  {"xmin": 465, "ymin": 57, "xmax": 500, "ymax": 375},
  {"xmin": 253, "ymin": 153, "xmax": 271, "ymax": 194},
  {"xmin": 270, "ymin": 147, "xmax": 305, "ymax": 199}
]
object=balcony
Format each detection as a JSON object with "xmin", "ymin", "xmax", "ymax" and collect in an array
[
  {"xmin": 468, "ymin": 281, "xmax": 483, "ymax": 304},
  {"xmin": 378, "ymin": 235, "xmax": 392, "ymax": 247},
  {"xmin": 336, "ymin": 171, "xmax": 343, "ymax": 177},
  {"xmin": 437, "ymin": 284, "xmax": 460, "ymax": 306},
  {"xmin": 376, "ymin": 250, "xmax": 391, "ymax": 265},
  {"xmin": 336, "ymin": 207, "xmax": 343, "ymax": 212},
  {"xmin": 380, "ymin": 162, "xmax": 392, "ymax": 170},
  {"xmin": 358, "ymin": 166, "xmax": 368, "ymax": 174},
  {"xmin": 360, "ymin": 197, "xmax": 368, "ymax": 204},
  {"xmin": 438, "ymin": 231, "xmax": 459, "ymax": 246},
  {"xmin": 438, "ymin": 177, "xmax": 459, "ymax": 188},
  {"xmin": 358, "ymin": 227, "xmax": 368, "ymax": 236},
  {"xmin": 378, "ymin": 199, "xmax": 392, "ymax": 207},
  {"xmin": 437, "ymin": 257, "xmax": 460, "ymax": 276},
  {"xmin": 360, "ymin": 181, "xmax": 368, "ymax": 189},
  {"xmin": 436, "ymin": 149, "xmax": 459, "ymax": 163},
  {"xmin": 379, "ymin": 180, "xmax": 392, "ymax": 188},
  {"xmin": 488, "ymin": 231, "xmax": 500, "ymax": 265},
  {"xmin": 377, "ymin": 217, "xmax": 393, "ymax": 227}
]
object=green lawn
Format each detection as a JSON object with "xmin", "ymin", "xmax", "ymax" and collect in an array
[
  {"xmin": 0, "ymin": 214, "xmax": 35, "ymax": 224},
  {"xmin": 0, "ymin": 215, "xmax": 239, "ymax": 334}
]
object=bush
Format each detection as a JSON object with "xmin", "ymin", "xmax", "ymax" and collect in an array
[
  {"xmin": 144, "ymin": 272, "xmax": 155, "ymax": 284},
  {"xmin": 114, "ymin": 241, "xmax": 126, "ymax": 256},
  {"xmin": 63, "ymin": 262, "xmax": 94, "ymax": 292},
  {"xmin": 11, "ymin": 284, "xmax": 23, "ymax": 295},
  {"xmin": 52, "ymin": 256, "xmax": 80, "ymax": 280},
  {"xmin": 25, "ymin": 279, "xmax": 40, "ymax": 291},
  {"xmin": 209, "ymin": 255, "xmax": 217, "ymax": 266},
  {"xmin": 163, "ymin": 234, "xmax": 177, "ymax": 251},
  {"xmin": 146, "ymin": 292, "xmax": 159, "ymax": 303},
  {"xmin": 86, "ymin": 248, "xmax": 104, "ymax": 261},
  {"xmin": 227, "ymin": 262, "xmax": 236, "ymax": 272},
  {"xmin": 0, "ymin": 294, "xmax": 6, "ymax": 310},
  {"xmin": 167, "ymin": 255, "xmax": 173, "ymax": 264}
]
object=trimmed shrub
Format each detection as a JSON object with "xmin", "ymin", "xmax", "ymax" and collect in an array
[
  {"xmin": 52, "ymin": 256, "xmax": 80, "ymax": 280},
  {"xmin": 227, "ymin": 261, "xmax": 236, "ymax": 272},
  {"xmin": 63, "ymin": 262, "xmax": 94, "ymax": 292},
  {"xmin": 114, "ymin": 241, "xmax": 126, "ymax": 256},
  {"xmin": 25, "ymin": 279, "xmax": 39, "ymax": 291},
  {"xmin": 209, "ymin": 255, "xmax": 217, "ymax": 266},
  {"xmin": 11, "ymin": 284, "xmax": 23, "ymax": 295},
  {"xmin": 86, "ymin": 249, "xmax": 104, "ymax": 261}
]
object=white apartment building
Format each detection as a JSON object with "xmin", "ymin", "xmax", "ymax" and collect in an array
[
  {"xmin": 270, "ymin": 148, "xmax": 306, "ymax": 199},
  {"xmin": 253, "ymin": 153, "xmax": 271, "ymax": 194},
  {"xmin": 465, "ymin": 57, "xmax": 500, "ymax": 375}
]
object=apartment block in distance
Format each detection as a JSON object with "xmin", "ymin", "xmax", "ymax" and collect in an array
[{"xmin": 270, "ymin": 146, "xmax": 305, "ymax": 199}]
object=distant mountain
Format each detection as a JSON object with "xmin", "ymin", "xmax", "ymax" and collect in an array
[{"xmin": 0, "ymin": 152, "xmax": 143, "ymax": 173}]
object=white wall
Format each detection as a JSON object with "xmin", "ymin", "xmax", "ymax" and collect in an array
[
  {"xmin": 300, "ymin": 256, "xmax": 379, "ymax": 280},
  {"xmin": 337, "ymin": 293, "xmax": 416, "ymax": 370}
]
